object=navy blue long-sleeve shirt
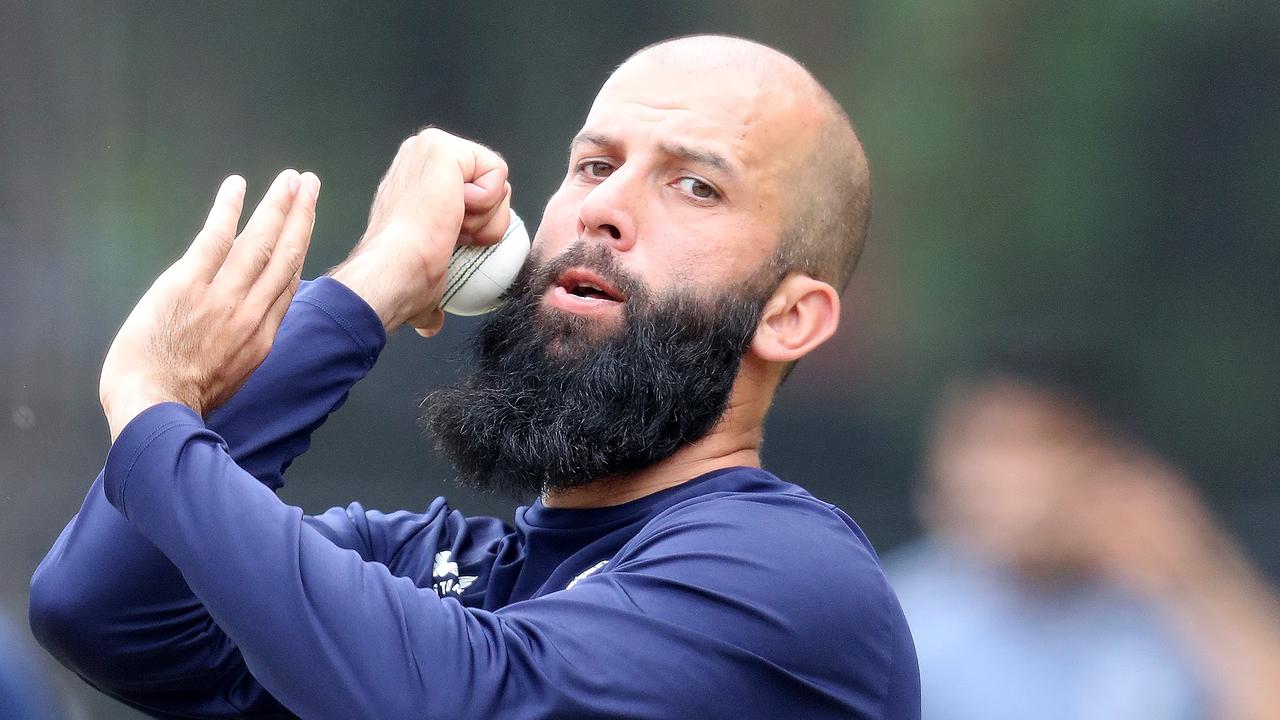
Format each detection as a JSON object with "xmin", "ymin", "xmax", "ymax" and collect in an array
[{"xmin": 30, "ymin": 278, "xmax": 920, "ymax": 719}]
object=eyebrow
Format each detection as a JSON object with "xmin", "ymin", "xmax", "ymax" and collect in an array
[{"xmin": 570, "ymin": 132, "xmax": 738, "ymax": 181}]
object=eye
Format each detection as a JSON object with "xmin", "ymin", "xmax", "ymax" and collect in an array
[
  {"xmin": 676, "ymin": 176, "xmax": 719, "ymax": 201},
  {"xmin": 577, "ymin": 160, "xmax": 615, "ymax": 179}
]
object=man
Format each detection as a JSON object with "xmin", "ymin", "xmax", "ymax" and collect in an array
[
  {"xmin": 888, "ymin": 349, "xmax": 1280, "ymax": 720},
  {"xmin": 30, "ymin": 35, "xmax": 919, "ymax": 719}
]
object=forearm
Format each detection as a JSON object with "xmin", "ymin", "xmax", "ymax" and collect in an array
[
  {"xmin": 205, "ymin": 277, "xmax": 386, "ymax": 488},
  {"xmin": 327, "ymin": 249, "xmax": 417, "ymax": 333},
  {"xmin": 103, "ymin": 404, "xmax": 470, "ymax": 719},
  {"xmin": 30, "ymin": 278, "xmax": 386, "ymax": 715}
]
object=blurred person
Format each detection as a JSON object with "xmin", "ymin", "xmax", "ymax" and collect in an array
[
  {"xmin": 28, "ymin": 36, "xmax": 919, "ymax": 719},
  {"xmin": 888, "ymin": 350, "xmax": 1280, "ymax": 720}
]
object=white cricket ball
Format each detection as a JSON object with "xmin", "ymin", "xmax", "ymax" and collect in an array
[{"xmin": 441, "ymin": 210, "xmax": 532, "ymax": 316}]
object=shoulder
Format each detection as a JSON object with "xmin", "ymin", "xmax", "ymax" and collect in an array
[
  {"xmin": 637, "ymin": 469, "xmax": 884, "ymax": 567},
  {"xmin": 620, "ymin": 468, "xmax": 903, "ymax": 636},
  {"xmin": 609, "ymin": 469, "xmax": 918, "ymax": 711}
]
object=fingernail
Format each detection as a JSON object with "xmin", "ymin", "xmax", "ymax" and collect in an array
[
  {"xmin": 223, "ymin": 175, "xmax": 246, "ymax": 195},
  {"xmin": 287, "ymin": 170, "xmax": 301, "ymax": 195},
  {"xmin": 303, "ymin": 172, "xmax": 321, "ymax": 200}
]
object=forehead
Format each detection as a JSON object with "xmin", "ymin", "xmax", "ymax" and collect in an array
[{"xmin": 581, "ymin": 56, "xmax": 801, "ymax": 174}]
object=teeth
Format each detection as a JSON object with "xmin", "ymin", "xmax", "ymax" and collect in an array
[{"xmin": 557, "ymin": 275, "xmax": 620, "ymax": 303}]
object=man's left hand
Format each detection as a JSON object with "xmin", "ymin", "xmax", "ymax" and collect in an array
[{"xmin": 99, "ymin": 169, "xmax": 320, "ymax": 441}]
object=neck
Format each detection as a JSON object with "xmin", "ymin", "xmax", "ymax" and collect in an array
[{"xmin": 542, "ymin": 355, "xmax": 776, "ymax": 509}]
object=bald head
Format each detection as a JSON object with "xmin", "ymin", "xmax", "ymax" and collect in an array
[{"xmin": 621, "ymin": 35, "xmax": 871, "ymax": 292}]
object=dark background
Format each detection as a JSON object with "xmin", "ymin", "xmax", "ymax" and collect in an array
[{"xmin": 2, "ymin": 2, "xmax": 1277, "ymax": 717}]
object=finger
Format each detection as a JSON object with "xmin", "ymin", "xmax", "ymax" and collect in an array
[
  {"xmin": 414, "ymin": 308, "xmax": 445, "ymax": 338},
  {"xmin": 245, "ymin": 171, "xmax": 319, "ymax": 312},
  {"xmin": 459, "ymin": 200, "xmax": 502, "ymax": 243},
  {"xmin": 462, "ymin": 166, "xmax": 507, "ymax": 207},
  {"xmin": 461, "ymin": 136, "xmax": 506, "ymax": 178},
  {"xmin": 184, "ymin": 175, "xmax": 247, "ymax": 281},
  {"xmin": 458, "ymin": 140, "xmax": 506, "ymax": 205},
  {"xmin": 259, "ymin": 272, "xmax": 301, "ymax": 345},
  {"xmin": 460, "ymin": 185, "xmax": 511, "ymax": 247},
  {"xmin": 217, "ymin": 169, "xmax": 301, "ymax": 296}
]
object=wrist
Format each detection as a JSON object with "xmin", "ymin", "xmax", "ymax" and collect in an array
[
  {"xmin": 329, "ymin": 226, "xmax": 447, "ymax": 334},
  {"xmin": 103, "ymin": 378, "xmax": 193, "ymax": 442},
  {"xmin": 328, "ymin": 253, "xmax": 413, "ymax": 333}
]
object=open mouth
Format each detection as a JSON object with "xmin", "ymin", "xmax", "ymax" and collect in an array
[
  {"xmin": 547, "ymin": 268, "xmax": 626, "ymax": 313},
  {"xmin": 557, "ymin": 269, "xmax": 624, "ymax": 302}
]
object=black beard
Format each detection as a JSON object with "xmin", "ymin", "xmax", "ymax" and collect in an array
[{"xmin": 421, "ymin": 242, "xmax": 775, "ymax": 499}]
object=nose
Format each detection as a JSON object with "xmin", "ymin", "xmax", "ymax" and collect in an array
[{"xmin": 576, "ymin": 171, "xmax": 637, "ymax": 252}]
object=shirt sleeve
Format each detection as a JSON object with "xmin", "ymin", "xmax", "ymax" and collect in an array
[
  {"xmin": 103, "ymin": 404, "xmax": 914, "ymax": 720},
  {"xmin": 205, "ymin": 277, "xmax": 386, "ymax": 490},
  {"xmin": 29, "ymin": 278, "xmax": 417, "ymax": 718}
]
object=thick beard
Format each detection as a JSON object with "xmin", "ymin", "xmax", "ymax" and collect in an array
[{"xmin": 421, "ymin": 243, "xmax": 776, "ymax": 500}]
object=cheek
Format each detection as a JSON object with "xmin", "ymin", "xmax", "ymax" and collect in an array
[
  {"xmin": 531, "ymin": 186, "xmax": 579, "ymax": 256},
  {"xmin": 666, "ymin": 208, "xmax": 775, "ymax": 278},
  {"xmin": 660, "ymin": 234, "xmax": 765, "ymax": 291}
]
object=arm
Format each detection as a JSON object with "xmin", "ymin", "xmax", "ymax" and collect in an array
[
  {"xmin": 34, "ymin": 131, "xmax": 514, "ymax": 716},
  {"xmin": 1086, "ymin": 456, "xmax": 1280, "ymax": 720},
  {"xmin": 29, "ymin": 171, "xmax": 383, "ymax": 716},
  {"xmin": 29, "ymin": 278, "xmax": 386, "ymax": 711},
  {"xmin": 1166, "ymin": 544, "xmax": 1280, "ymax": 720},
  {"xmin": 103, "ymin": 405, "xmax": 907, "ymax": 719}
]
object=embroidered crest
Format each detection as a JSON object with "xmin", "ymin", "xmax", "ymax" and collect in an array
[{"xmin": 432, "ymin": 550, "xmax": 478, "ymax": 597}]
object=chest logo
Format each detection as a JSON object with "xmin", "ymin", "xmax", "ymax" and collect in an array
[
  {"xmin": 432, "ymin": 550, "xmax": 478, "ymax": 597},
  {"xmin": 566, "ymin": 560, "xmax": 609, "ymax": 590}
]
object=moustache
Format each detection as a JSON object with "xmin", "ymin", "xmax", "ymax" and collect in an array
[{"xmin": 525, "ymin": 242, "xmax": 650, "ymax": 307}]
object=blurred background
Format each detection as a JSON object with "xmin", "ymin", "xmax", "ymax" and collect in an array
[{"xmin": 2, "ymin": 1, "xmax": 1277, "ymax": 718}]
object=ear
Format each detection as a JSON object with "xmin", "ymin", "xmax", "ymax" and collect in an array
[{"xmin": 750, "ymin": 274, "xmax": 840, "ymax": 363}]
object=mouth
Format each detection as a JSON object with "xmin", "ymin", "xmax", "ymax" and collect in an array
[{"xmin": 545, "ymin": 268, "xmax": 626, "ymax": 315}]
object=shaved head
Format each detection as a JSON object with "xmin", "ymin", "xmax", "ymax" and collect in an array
[{"xmin": 622, "ymin": 35, "xmax": 871, "ymax": 292}]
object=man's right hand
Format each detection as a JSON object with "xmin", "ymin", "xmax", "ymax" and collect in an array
[{"xmin": 330, "ymin": 128, "xmax": 512, "ymax": 336}]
